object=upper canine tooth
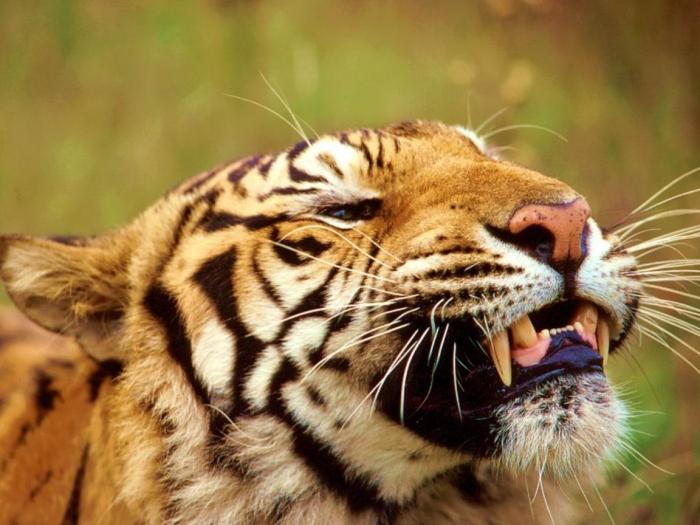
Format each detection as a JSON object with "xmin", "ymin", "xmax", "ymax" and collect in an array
[
  {"xmin": 511, "ymin": 315, "xmax": 537, "ymax": 348},
  {"xmin": 487, "ymin": 331, "xmax": 512, "ymax": 386},
  {"xmin": 596, "ymin": 316, "xmax": 610, "ymax": 365}
]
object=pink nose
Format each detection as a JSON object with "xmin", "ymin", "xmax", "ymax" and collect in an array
[{"xmin": 508, "ymin": 198, "xmax": 591, "ymax": 264}]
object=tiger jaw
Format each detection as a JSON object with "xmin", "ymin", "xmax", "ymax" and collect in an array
[{"xmin": 486, "ymin": 299, "xmax": 610, "ymax": 386}]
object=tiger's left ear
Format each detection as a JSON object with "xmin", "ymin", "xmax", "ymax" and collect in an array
[{"xmin": 0, "ymin": 233, "xmax": 132, "ymax": 360}]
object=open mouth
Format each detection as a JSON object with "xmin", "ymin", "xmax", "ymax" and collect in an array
[
  {"xmin": 485, "ymin": 300, "xmax": 610, "ymax": 388},
  {"xmin": 377, "ymin": 298, "xmax": 615, "ymax": 452}
]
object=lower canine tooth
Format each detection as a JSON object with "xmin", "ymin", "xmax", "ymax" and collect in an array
[
  {"xmin": 511, "ymin": 315, "xmax": 538, "ymax": 348},
  {"xmin": 596, "ymin": 317, "xmax": 610, "ymax": 365},
  {"xmin": 488, "ymin": 331, "xmax": 512, "ymax": 386}
]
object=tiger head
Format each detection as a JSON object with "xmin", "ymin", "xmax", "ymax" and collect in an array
[{"xmin": 0, "ymin": 121, "xmax": 642, "ymax": 520}]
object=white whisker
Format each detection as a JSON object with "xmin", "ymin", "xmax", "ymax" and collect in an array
[
  {"xmin": 266, "ymin": 239, "xmax": 397, "ymax": 283},
  {"xmin": 481, "ymin": 124, "xmax": 568, "ymax": 143},
  {"xmin": 400, "ymin": 328, "xmax": 431, "ymax": 424},
  {"xmin": 280, "ymin": 224, "xmax": 395, "ymax": 270}
]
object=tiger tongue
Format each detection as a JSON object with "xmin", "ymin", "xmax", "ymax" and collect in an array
[{"xmin": 511, "ymin": 335, "xmax": 550, "ymax": 367}]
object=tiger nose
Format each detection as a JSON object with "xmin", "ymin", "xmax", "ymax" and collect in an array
[{"xmin": 508, "ymin": 197, "xmax": 591, "ymax": 265}]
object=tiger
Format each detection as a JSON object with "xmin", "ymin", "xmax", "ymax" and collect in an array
[{"xmin": 0, "ymin": 120, "xmax": 685, "ymax": 524}]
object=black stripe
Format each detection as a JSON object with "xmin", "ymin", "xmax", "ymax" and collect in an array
[
  {"xmin": 228, "ymin": 155, "xmax": 261, "ymax": 184},
  {"xmin": 87, "ymin": 359, "xmax": 124, "ymax": 401},
  {"xmin": 35, "ymin": 371, "xmax": 60, "ymax": 424},
  {"xmin": 455, "ymin": 464, "xmax": 487, "ymax": 503},
  {"xmin": 272, "ymin": 235, "xmax": 331, "ymax": 266},
  {"xmin": 359, "ymin": 141, "xmax": 373, "ymax": 168},
  {"xmin": 48, "ymin": 235, "xmax": 88, "ymax": 246},
  {"xmin": 422, "ymin": 262, "xmax": 521, "ymax": 280},
  {"xmin": 198, "ymin": 210, "xmax": 287, "ymax": 232},
  {"xmin": 289, "ymin": 164, "xmax": 326, "ymax": 184},
  {"xmin": 142, "ymin": 285, "xmax": 209, "ymax": 405},
  {"xmin": 28, "ymin": 470, "xmax": 53, "ymax": 501},
  {"xmin": 259, "ymin": 187, "xmax": 319, "ymax": 201},
  {"xmin": 61, "ymin": 445, "xmax": 88, "ymax": 525},
  {"xmin": 258, "ymin": 156, "xmax": 274, "ymax": 177},
  {"xmin": 252, "ymin": 253, "xmax": 282, "ymax": 305},
  {"xmin": 170, "ymin": 203, "xmax": 195, "ymax": 252},
  {"xmin": 266, "ymin": 359, "xmax": 395, "ymax": 517},
  {"xmin": 376, "ymin": 137, "xmax": 385, "ymax": 169},
  {"xmin": 182, "ymin": 169, "xmax": 218, "ymax": 194},
  {"xmin": 287, "ymin": 139, "xmax": 310, "ymax": 160},
  {"xmin": 192, "ymin": 248, "xmax": 266, "ymax": 417},
  {"xmin": 317, "ymin": 153, "xmax": 345, "ymax": 179}
]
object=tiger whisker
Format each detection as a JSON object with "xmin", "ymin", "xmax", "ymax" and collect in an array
[
  {"xmin": 626, "ymin": 224, "xmax": 700, "ymax": 253},
  {"xmin": 474, "ymin": 106, "xmax": 509, "ymax": 135},
  {"xmin": 627, "ymin": 166, "xmax": 700, "ymax": 217},
  {"xmin": 440, "ymin": 296, "xmax": 454, "ymax": 320},
  {"xmin": 205, "ymin": 404, "xmax": 276, "ymax": 448},
  {"xmin": 341, "ymin": 329, "xmax": 420, "ymax": 427},
  {"xmin": 400, "ymin": 328, "xmax": 431, "ymax": 424},
  {"xmin": 430, "ymin": 298, "xmax": 445, "ymax": 335},
  {"xmin": 369, "ymin": 306, "xmax": 410, "ymax": 322},
  {"xmin": 224, "ymin": 93, "xmax": 309, "ymax": 145},
  {"xmin": 572, "ymin": 472, "xmax": 594, "ymax": 512},
  {"xmin": 481, "ymin": 124, "xmax": 568, "ymax": 143},
  {"xmin": 303, "ymin": 320, "xmax": 412, "ymax": 383},
  {"xmin": 259, "ymin": 72, "xmax": 313, "ymax": 143},
  {"xmin": 635, "ymin": 319, "xmax": 700, "ymax": 374},
  {"xmin": 578, "ymin": 439, "xmax": 652, "ymax": 493},
  {"xmin": 350, "ymin": 227, "xmax": 404, "ymax": 264},
  {"xmin": 641, "ymin": 283, "xmax": 700, "ymax": 303},
  {"xmin": 426, "ymin": 326, "xmax": 442, "ymax": 364},
  {"xmin": 368, "ymin": 330, "xmax": 423, "ymax": 416},
  {"xmin": 640, "ymin": 297, "xmax": 700, "ymax": 322},
  {"xmin": 640, "ymin": 187, "xmax": 700, "ymax": 215},
  {"xmin": 419, "ymin": 323, "xmax": 450, "ymax": 409},
  {"xmin": 637, "ymin": 258, "xmax": 700, "ymax": 270},
  {"xmin": 616, "ymin": 209, "xmax": 700, "ymax": 240},
  {"xmin": 590, "ymin": 473, "xmax": 616, "ymax": 525},
  {"xmin": 616, "ymin": 439, "xmax": 674, "ymax": 476},
  {"xmin": 451, "ymin": 342, "xmax": 463, "ymax": 422},
  {"xmin": 637, "ymin": 307, "xmax": 700, "ymax": 347},
  {"xmin": 280, "ymin": 224, "xmax": 395, "ymax": 270},
  {"xmin": 244, "ymin": 298, "xmax": 403, "ymax": 339},
  {"xmin": 267, "ymin": 239, "xmax": 398, "ymax": 283}
]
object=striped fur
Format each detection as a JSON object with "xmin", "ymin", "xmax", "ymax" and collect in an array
[{"xmin": 0, "ymin": 121, "xmax": 645, "ymax": 524}]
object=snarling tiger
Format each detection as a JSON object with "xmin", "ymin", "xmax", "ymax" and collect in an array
[{"xmin": 0, "ymin": 120, "xmax": 690, "ymax": 524}]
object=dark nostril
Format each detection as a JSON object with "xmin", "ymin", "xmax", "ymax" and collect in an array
[{"xmin": 489, "ymin": 225, "xmax": 555, "ymax": 263}]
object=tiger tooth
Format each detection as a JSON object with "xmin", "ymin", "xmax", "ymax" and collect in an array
[
  {"xmin": 487, "ymin": 331, "xmax": 512, "ymax": 386},
  {"xmin": 574, "ymin": 321, "xmax": 584, "ymax": 334},
  {"xmin": 576, "ymin": 302, "xmax": 599, "ymax": 334},
  {"xmin": 596, "ymin": 317, "xmax": 610, "ymax": 365},
  {"xmin": 540, "ymin": 329, "xmax": 550, "ymax": 339},
  {"xmin": 511, "ymin": 315, "xmax": 537, "ymax": 348}
]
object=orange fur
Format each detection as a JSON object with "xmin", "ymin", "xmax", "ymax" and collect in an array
[{"xmin": 0, "ymin": 121, "xmax": 654, "ymax": 524}]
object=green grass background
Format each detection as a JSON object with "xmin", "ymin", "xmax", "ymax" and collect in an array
[{"xmin": 0, "ymin": 1, "xmax": 698, "ymax": 522}]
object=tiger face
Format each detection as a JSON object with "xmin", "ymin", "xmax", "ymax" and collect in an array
[{"xmin": 0, "ymin": 121, "xmax": 644, "ymax": 522}]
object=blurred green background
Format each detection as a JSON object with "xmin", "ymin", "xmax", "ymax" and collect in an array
[{"xmin": 0, "ymin": 0, "xmax": 698, "ymax": 522}]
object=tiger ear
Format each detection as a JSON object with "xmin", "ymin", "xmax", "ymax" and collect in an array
[{"xmin": 0, "ymin": 234, "xmax": 131, "ymax": 360}]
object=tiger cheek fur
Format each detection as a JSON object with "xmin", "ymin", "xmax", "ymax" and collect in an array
[{"xmin": 0, "ymin": 121, "xmax": 645, "ymax": 524}]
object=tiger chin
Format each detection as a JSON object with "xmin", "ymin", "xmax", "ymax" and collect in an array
[{"xmin": 0, "ymin": 120, "xmax": 644, "ymax": 524}]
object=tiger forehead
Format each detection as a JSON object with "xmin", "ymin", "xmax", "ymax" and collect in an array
[{"xmin": 177, "ymin": 121, "xmax": 489, "ymax": 200}]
